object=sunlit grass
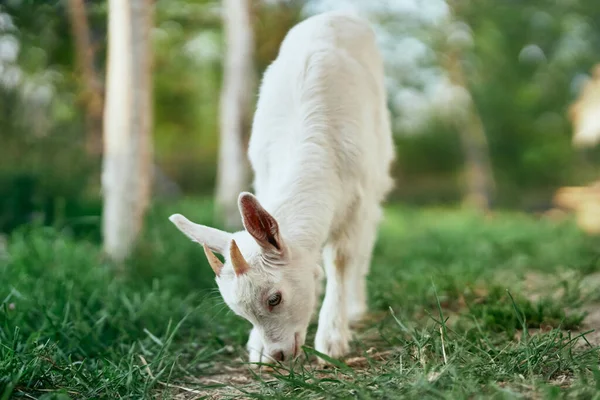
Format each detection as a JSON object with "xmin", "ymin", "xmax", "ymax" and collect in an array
[{"xmin": 1, "ymin": 201, "xmax": 599, "ymax": 398}]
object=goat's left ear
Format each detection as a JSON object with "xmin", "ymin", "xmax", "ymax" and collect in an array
[{"xmin": 238, "ymin": 192, "xmax": 284, "ymax": 254}]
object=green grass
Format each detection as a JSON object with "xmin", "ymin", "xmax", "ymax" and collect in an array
[{"xmin": 1, "ymin": 200, "xmax": 600, "ymax": 399}]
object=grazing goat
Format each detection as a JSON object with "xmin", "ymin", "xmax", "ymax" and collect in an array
[{"xmin": 170, "ymin": 11, "xmax": 394, "ymax": 364}]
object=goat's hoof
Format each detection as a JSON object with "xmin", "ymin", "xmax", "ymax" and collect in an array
[{"xmin": 315, "ymin": 328, "xmax": 351, "ymax": 363}]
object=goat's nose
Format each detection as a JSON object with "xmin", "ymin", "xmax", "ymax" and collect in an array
[{"xmin": 271, "ymin": 351, "xmax": 285, "ymax": 362}]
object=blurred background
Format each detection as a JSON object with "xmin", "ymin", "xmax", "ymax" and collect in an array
[{"xmin": 0, "ymin": 0, "xmax": 599, "ymax": 260}]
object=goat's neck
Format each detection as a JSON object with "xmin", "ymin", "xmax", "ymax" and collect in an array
[{"xmin": 263, "ymin": 179, "xmax": 335, "ymax": 255}]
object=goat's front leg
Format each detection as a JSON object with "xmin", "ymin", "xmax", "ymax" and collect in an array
[
  {"xmin": 247, "ymin": 326, "xmax": 265, "ymax": 366},
  {"xmin": 315, "ymin": 245, "xmax": 351, "ymax": 361}
]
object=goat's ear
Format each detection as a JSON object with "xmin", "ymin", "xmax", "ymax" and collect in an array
[
  {"xmin": 238, "ymin": 192, "xmax": 283, "ymax": 254},
  {"xmin": 169, "ymin": 214, "xmax": 231, "ymax": 255}
]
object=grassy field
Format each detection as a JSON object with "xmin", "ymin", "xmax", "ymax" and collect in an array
[{"xmin": 1, "ymin": 200, "xmax": 600, "ymax": 399}]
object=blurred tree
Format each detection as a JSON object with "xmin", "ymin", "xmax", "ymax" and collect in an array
[
  {"xmin": 459, "ymin": 0, "xmax": 600, "ymax": 207},
  {"xmin": 2, "ymin": 0, "xmax": 600, "ymax": 224},
  {"xmin": 443, "ymin": 49, "xmax": 495, "ymax": 211},
  {"xmin": 102, "ymin": 0, "xmax": 153, "ymax": 261},
  {"xmin": 66, "ymin": 0, "xmax": 104, "ymax": 157},
  {"xmin": 216, "ymin": 0, "xmax": 254, "ymax": 229},
  {"xmin": 443, "ymin": 2, "xmax": 495, "ymax": 211},
  {"xmin": 305, "ymin": 0, "xmax": 600, "ymax": 208}
]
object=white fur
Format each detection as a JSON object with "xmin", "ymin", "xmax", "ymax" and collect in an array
[{"xmin": 170, "ymin": 11, "xmax": 394, "ymax": 364}]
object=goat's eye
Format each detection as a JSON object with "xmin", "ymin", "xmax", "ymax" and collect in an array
[{"xmin": 268, "ymin": 293, "xmax": 282, "ymax": 308}]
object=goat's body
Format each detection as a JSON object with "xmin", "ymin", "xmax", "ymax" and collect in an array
[
  {"xmin": 249, "ymin": 11, "xmax": 394, "ymax": 252},
  {"xmin": 247, "ymin": 11, "xmax": 394, "ymax": 358},
  {"xmin": 170, "ymin": 11, "xmax": 394, "ymax": 364}
]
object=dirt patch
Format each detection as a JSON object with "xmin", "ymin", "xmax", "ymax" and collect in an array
[
  {"xmin": 157, "ymin": 361, "xmax": 258, "ymax": 400},
  {"xmin": 163, "ymin": 345, "xmax": 398, "ymax": 399},
  {"xmin": 513, "ymin": 270, "xmax": 600, "ymax": 348},
  {"xmin": 523, "ymin": 270, "xmax": 600, "ymax": 346},
  {"xmin": 163, "ymin": 311, "xmax": 397, "ymax": 399}
]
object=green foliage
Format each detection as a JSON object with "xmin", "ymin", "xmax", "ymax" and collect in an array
[
  {"xmin": 1, "ymin": 202, "xmax": 599, "ymax": 398},
  {"xmin": 1, "ymin": 0, "xmax": 599, "ymax": 223},
  {"xmin": 457, "ymin": 0, "xmax": 600, "ymax": 205},
  {"xmin": 0, "ymin": 127, "xmax": 100, "ymax": 235},
  {"xmin": 0, "ymin": 201, "xmax": 249, "ymax": 398}
]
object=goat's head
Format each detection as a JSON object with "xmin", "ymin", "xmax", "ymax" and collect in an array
[{"xmin": 169, "ymin": 192, "xmax": 321, "ymax": 363}]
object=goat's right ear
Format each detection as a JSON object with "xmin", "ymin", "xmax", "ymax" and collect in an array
[{"xmin": 168, "ymin": 214, "xmax": 232, "ymax": 255}]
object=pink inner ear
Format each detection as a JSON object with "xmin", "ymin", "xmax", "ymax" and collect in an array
[{"xmin": 239, "ymin": 194, "xmax": 281, "ymax": 251}]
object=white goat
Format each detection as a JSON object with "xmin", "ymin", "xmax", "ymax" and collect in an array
[{"xmin": 170, "ymin": 11, "xmax": 394, "ymax": 364}]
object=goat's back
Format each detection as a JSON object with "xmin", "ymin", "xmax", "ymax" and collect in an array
[{"xmin": 250, "ymin": 12, "xmax": 394, "ymax": 230}]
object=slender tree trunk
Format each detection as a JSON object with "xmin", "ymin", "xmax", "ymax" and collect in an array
[
  {"xmin": 66, "ymin": 0, "xmax": 104, "ymax": 156},
  {"xmin": 445, "ymin": 1, "xmax": 495, "ymax": 211},
  {"xmin": 445, "ymin": 50, "xmax": 495, "ymax": 211},
  {"xmin": 102, "ymin": 0, "xmax": 153, "ymax": 262},
  {"xmin": 216, "ymin": 0, "xmax": 254, "ymax": 229}
]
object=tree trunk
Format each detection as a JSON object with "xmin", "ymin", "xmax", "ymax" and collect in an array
[
  {"xmin": 216, "ymin": 0, "xmax": 254, "ymax": 230},
  {"xmin": 66, "ymin": 0, "xmax": 104, "ymax": 156},
  {"xmin": 102, "ymin": 0, "xmax": 153, "ymax": 262},
  {"xmin": 445, "ymin": 50, "xmax": 495, "ymax": 211}
]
